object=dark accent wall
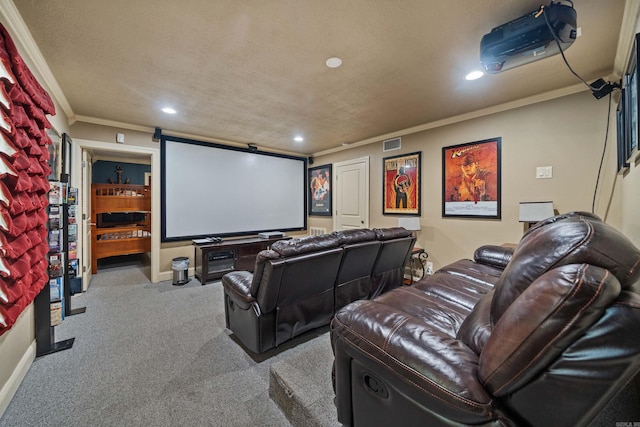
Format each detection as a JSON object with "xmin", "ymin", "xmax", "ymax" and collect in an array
[{"xmin": 93, "ymin": 160, "xmax": 150, "ymax": 185}]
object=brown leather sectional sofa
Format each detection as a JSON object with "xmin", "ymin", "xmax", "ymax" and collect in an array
[
  {"xmin": 331, "ymin": 212, "xmax": 640, "ymax": 426},
  {"xmin": 222, "ymin": 227, "xmax": 415, "ymax": 354}
]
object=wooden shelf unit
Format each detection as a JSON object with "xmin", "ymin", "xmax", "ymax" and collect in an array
[{"xmin": 91, "ymin": 184, "xmax": 151, "ymax": 273}]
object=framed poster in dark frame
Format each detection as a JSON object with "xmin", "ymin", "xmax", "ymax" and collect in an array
[
  {"xmin": 382, "ymin": 151, "xmax": 421, "ymax": 215},
  {"xmin": 624, "ymin": 32, "xmax": 639, "ymax": 162},
  {"xmin": 60, "ymin": 132, "xmax": 72, "ymax": 183},
  {"xmin": 442, "ymin": 137, "xmax": 501, "ymax": 219},
  {"xmin": 308, "ymin": 164, "xmax": 332, "ymax": 216},
  {"xmin": 46, "ymin": 128, "xmax": 61, "ymax": 181},
  {"xmin": 617, "ymin": 88, "xmax": 630, "ymax": 174}
]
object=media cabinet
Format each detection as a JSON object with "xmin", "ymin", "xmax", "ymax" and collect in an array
[{"xmin": 193, "ymin": 236, "xmax": 289, "ymax": 284}]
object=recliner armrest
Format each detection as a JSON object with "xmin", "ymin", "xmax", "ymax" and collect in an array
[
  {"xmin": 221, "ymin": 271, "xmax": 256, "ymax": 310},
  {"xmin": 474, "ymin": 245, "xmax": 514, "ymax": 269}
]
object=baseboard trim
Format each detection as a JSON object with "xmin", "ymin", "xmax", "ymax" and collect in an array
[{"xmin": 0, "ymin": 340, "xmax": 35, "ymax": 418}]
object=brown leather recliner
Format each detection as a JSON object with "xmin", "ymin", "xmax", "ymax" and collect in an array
[
  {"xmin": 222, "ymin": 227, "xmax": 415, "ymax": 354},
  {"xmin": 224, "ymin": 233, "xmax": 343, "ymax": 354},
  {"xmin": 331, "ymin": 212, "xmax": 640, "ymax": 426}
]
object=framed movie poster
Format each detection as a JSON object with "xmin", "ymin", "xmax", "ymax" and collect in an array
[
  {"xmin": 383, "ymin": 151, "xmax": 421, "ymax": 215},
  {"xmin": 46, "ymin": 128, "xmax": 61, "ymax": 181},
  {"xmin": 625, "ymin": 32, "xmax": 640, "ymax": 162},
  {"xmin": 308, "ymin": 164, "xmax": 332, "ymax": 216},
  {"xmin": 442, "ymin": 138, "xmax": 501, "ymax": 219},
  {"xmin": 61, "ymin": 132, "xmax": 72, "ymax": 182}
]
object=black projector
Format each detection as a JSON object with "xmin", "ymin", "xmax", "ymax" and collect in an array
[{"xmin": 480, "ymin": 2, "xmax": 577, "ymax": 73}]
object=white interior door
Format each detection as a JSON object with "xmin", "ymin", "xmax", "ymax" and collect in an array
[
  {"xmin": 333, "ymin": 157, "xmax": 369, "ymax": 230},
  {"xmin": 81, "ymin": 149, "xmax": 92, "ymax": 290}
]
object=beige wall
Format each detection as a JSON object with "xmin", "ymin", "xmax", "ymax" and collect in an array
[
  {"xmin": 0, "ymin": 306, "xmax": 34, "ymax": 416},
  {"xmin": 70, "ymin": 121, "xmax": 158, "ymax": 149},
  {"xmin": 68, "ymin": 89, "xmax": 625, "ymax": 274},
  {"xmin": 311, "ymin": 90, "xmax": 620, "ymax": 269}
]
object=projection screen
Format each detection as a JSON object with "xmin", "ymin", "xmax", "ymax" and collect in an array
[{"xmin": 161, "ymin": 137, "xmax": 307, "ymax": 241}]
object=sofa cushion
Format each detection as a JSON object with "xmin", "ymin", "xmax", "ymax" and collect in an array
[
  {"xmin": 270, "ymin": 234, "xmax": 339, "ymax": 257},
  {"xmin": 414, "ymin": 264, "xmax": 495, "ymax": 312},
  {"xmin": 373, "ymin": 226, "xmax": 412, "ymax": 241},
  {"xmin": 456, "ymin": 291, "xmax": 493, "ymax": 355},
  {"xmin": 491, "ymin": 214, "xmax": 640, "ymax": 323},
  {"xmin": 480, "ymin": 263, "xmax": 620, "ymax": 396},
  {"xmin": 332, "ymin": 228, "xmax": 376, "ymax": 245}
]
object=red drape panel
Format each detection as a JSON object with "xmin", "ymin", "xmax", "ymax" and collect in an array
[{"xmin": 0, "ymin": 22, "xmax": 56, "ymax": 335}]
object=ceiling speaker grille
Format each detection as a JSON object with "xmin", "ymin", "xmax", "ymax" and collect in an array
[{"xmin": 383, "ymin": 137, "xmax": 402, "ymax": 152}]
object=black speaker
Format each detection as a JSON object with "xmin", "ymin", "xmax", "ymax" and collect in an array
[
  {"xmin": 152, "ymin": 127, "xmax": 162, "ymax": 141},
  {"xmin": 308, "ymin": 156, "xmax": 314, "ymax": 165}
]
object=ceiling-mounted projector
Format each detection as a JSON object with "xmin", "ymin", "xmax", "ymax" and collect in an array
[{"xmin": 480, "ymin": 1, "xmax": 577, "ymax": 74}]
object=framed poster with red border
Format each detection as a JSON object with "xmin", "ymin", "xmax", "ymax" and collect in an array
[
  {"xmin": 383, "ymin": 151, "xmax": 421, "ymax": 215},
  {"xmin": 442, "ymin": 138, "xmax": 501, "ymax": 219}
]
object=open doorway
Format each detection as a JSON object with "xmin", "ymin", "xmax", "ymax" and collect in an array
[
  {"xmin": 70, "ymin": 139, "xmax": 160, "ymax": 287},
  {"xmin": 90, "ymin": 156, "xmax": 152, "ymax": 278}
]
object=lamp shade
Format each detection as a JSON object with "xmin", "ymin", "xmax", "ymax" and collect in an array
[
  {"xmin": 519, "ymin": 201, "xmax": 554, "ymax": 222},
  {"xmin": 397, "ymin": 216, "xmax": 421, "ymax": 231}
]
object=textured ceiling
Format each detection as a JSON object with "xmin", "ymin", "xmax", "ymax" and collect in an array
[{"xmin": 13, "ymin": 0, "xmax": 625, "ymax": 155}]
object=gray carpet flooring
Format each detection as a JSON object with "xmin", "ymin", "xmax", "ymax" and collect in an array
[
  {"xmin": 0, "ymin": 256, "xmax": 339, "ymax": 427},
  {"xmin": 3, "ymin": 255, "xmax": 636, "ymax": 426}
]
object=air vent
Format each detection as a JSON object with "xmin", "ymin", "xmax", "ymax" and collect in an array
[
  {"xmin": 382, "ymin": 137, "xmax": 402, "ymax": 152},
  {"xmin": 309, "ymin": 227, "xmax": 327, "ymax": 236}
]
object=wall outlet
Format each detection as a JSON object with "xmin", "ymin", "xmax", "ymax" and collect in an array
[
  {"xmin": 426, "ymin": 261, "xmax": 434, "ymax": 275},
  {"xmin": 116, "ymin": 133, "xmax": 125, "ymax": 143}
]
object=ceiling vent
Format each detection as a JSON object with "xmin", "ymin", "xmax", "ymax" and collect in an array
[{"xmin": 382, "ymin": 137, "xmax": 402, "ymax": 152}]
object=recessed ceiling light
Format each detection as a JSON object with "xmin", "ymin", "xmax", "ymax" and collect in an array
[
  {"xmin": 326, "ymin": 57, "xmax": 342, "ymax": 68},
  {"xmin": 465, "ymin": 70, "xmax": 484, "ymax": 81},
  {"xmin": 162, "ymin": 107, "xmax": 177, "ymax": 114},
  {"xmin": 294, "ymin": 136, "xmax": 304, "ymax": 142}
]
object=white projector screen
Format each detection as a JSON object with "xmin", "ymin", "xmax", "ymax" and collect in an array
[{"xmin": 161, "ymin": 137, "xmax": 307, "ymax": 241}]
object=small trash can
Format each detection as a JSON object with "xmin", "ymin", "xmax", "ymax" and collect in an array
[{"xmin": 172, "ymin": 257, "xmax": 190, "ymax": 286}]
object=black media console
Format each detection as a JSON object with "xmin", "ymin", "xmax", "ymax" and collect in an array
[{"xmin": 193, "ymin": 236, "xmax": 289, "ymax": 284}]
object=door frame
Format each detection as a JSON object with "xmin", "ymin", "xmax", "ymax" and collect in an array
[
  {"xmin": 71, "ymin": 139, "xmax": 160, "ymax": 283},
  {"xmin": 332, "ymin": 156, "xmax": 370, "ymax": 231}
]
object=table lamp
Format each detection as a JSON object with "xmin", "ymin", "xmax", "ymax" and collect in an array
[
  {"xmin": 519, "ymin": 201, "xmax": 554, "ymax": 230},
  {"xmin": 397, "ymin": 217, "xmax": 421, "ymax": 236}
]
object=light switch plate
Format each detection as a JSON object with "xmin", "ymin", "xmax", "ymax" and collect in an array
[
  {"xmin": 536, "ymin": 166, "xmax": 553, "ymax": 179},
  {"xmin": 116, "ymin": 133, "xmax": 125, "ymax": 143}
]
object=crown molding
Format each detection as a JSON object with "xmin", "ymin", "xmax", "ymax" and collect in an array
[
  {"xmin": 613, "ymin": 0, "xmax": 640, "ymax": 78},
  {"xmin": 75, "ymin": 115, "xmax": 302, "ymax": 157},
  {"xmin": 75, "ymin": 115, "xmax": 156, "ymax": 134},
  {"xmin": 314, "ymin": 82, "xmax": 588, "ymax": 157},
  {"xmin": 0, "ymin": 0, "xmax": 74, "ymax": 120}
]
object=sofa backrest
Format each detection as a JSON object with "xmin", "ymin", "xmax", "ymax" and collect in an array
[
  {"xmin": 333, "ymin": 229, "xmax": 381, "ymax": 310},
  {"xmin": 252, "ymin": 235, "xmax": 343, "ymax": 334},
  {"xmin": 370, "ymin": 227, "xmax": 415, "ymax": 297},
  {"xmin": 491, "ymin": 212, "xmax": 640, "ymax": 324}
]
